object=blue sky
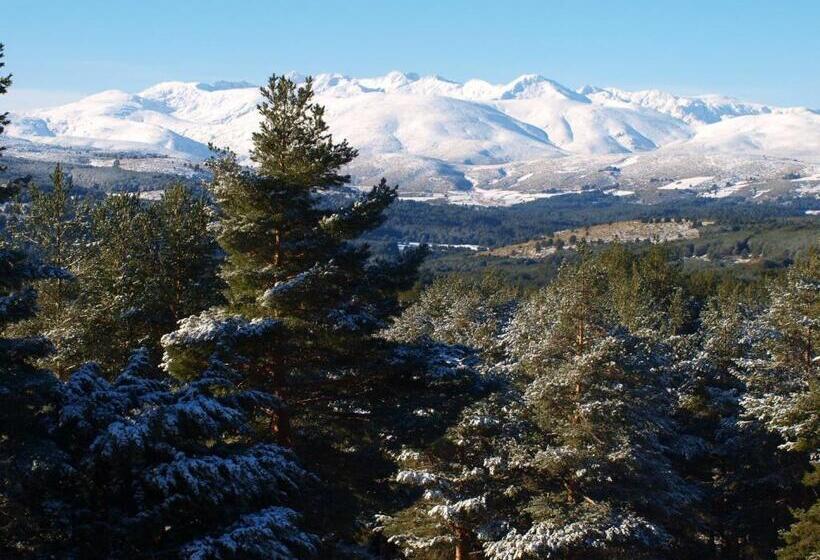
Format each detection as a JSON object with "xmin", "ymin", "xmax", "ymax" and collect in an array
[{"xmin": 3, "ymin": 0, "xmax": 819, "ymax": 110}]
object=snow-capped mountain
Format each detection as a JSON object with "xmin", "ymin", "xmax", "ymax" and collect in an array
[
  {"xmin": 5, "ymin": 71, "xmax": 820, "ymax": 202},
  {"xmin": 578, "ymin": 86, "xmax": 774, "ymax": 126}
]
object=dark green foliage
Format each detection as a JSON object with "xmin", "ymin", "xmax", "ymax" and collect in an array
[
  {"xmin": 6, "ymin": 165, "xmax": 84, "ymax": 374},
  {"xmin": 777, "ymin": 467, "xmax": 819, "ymax": 560},
  {"xmin": 7, "ymin": 178, "xmax": 223, "ymax": 373},
  {"xmin": 738, "ymin": 250, "xmax": 819, "ymax": 560},
  {"xmin": 0, "ymin": 180, "xmax": 71, "ymax": 557},
  {"xmin": 385, "ymin": 248, "xmax": 818, "ymax": 559},
  {"xmin": 251, "ymin": 75, "xmax": 357, "ymax": 188},
  {"xmin": 366, "ymin": 193, "xmax": 817, "ymax": 248},
  {"xmin": 673, "ymin": 291, "xmax": 804, "ymax": 558},
  {"xmin": 2, "ymin": 342, "xmax": 319, "ymax": 559},
  {"xmin": 208, "ymin": 75, "xmax": 400, "ymax": 327},
  {"xmin": 48, "ymin": 350, "xmax": 318, "ymax": 560},
  {"xmin": 385, "ymin": 272, "xmax": 516, "ymax": 360},
  {"xmin": 0, "ymin": 57, "xmax": 67, "ymax": 555}
]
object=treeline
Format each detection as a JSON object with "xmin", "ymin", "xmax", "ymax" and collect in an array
[
  {"xmin": 366, "ymin": 194, "xmax": 818, "ymax": 248},
  {"xmin": 0, "ymin": 155, "xmax": 201, "ymax": 198},
  {"xmin": 409, "ymin": 217, "xmax": 819, "ymax": 295}
]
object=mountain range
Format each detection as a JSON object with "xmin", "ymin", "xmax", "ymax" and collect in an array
[{"xmin": 5, "ymin": 72, "xmax": 820, "ymax": 204}]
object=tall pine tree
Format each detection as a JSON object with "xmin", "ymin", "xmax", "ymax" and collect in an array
[
  {"xmin": 740, "ymin": 250, "xmax": 818, "ymax": 560},
  {"xmin": 162, "ymin": 74, "xmax": 427, "ymax": 546},
  {"xmin": 7, "ymin": 164, "xmax": 85, "ymax": 375}
]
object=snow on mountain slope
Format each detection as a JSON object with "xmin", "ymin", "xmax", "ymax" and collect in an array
[
  {"xmin": 8, "ymin": 89, "xmax": 214, "ymax": 158},
  {"xmin": 5, "ymin": 71, "xmax": 820, "ymax": 198},
  {"xmin": 580, "ymin": 86, "xmax": 773, "ymax": 125},
  {"xmin": 321, "ymin": 93, "xmax": 563, "ymax": 164},
  {"xmin": 662, "ymin": 108, "xmax": 820, "ymax": 162}
]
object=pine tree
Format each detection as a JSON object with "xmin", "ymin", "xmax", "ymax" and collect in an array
[
  {"xmin": 7, "ymin": 164, "xmax": 85, "ymax": 375},
  {"xmin": 380, "ymin": 393, "xmax": 521, "ymax": 560},
  {"xmin": 153, "ymin": 183, "xmax": 224, "ymax": 325},
  {"xmin": 17, "ymin": 184, "xmax": 223, "ymax": 373},
  {"xmin": 739, "ymin": 250, "xmax": 819, "ymax": 560},
  {"xmin": 167, "ymin": 74, "xmax": 422, "ymax": 391},
  {"xmin": 602, "ymin": 244, "xmax": 691, "ymax": 338},
  {"xmin": 0, "ymin": 44, "xmax": 11, "ymax": 169},
  {"xmin": 164, "ymin": 75, "xmax": 423, "ymax": 417},
  {"xmin": 486, "ymin": 257, "xmax": 699, "ymax": 559},
  {"xmin": 206, "ymin": 75, "xmax": 415, "ymax": 336},
  {"xmin": 49, "ymin": 348, "xmax": 318, "ymax": 559},
  {"xmin": 674, "ymin": 291, "xmax": 798, "ymax": 558},
  {"xmin": 162, "ymin": 74, "xmax": 427, "ymax": 544},
  {"xmin": 0, "ymin": 45, "xmax": 62, "ymax": 558},
  {"xmin": 506, "ymin": 255, "xmax": 611, "ymax": 368},
  {"xmin": 486, "ymin": 330, "xmax": 697, "ymax": 559}
]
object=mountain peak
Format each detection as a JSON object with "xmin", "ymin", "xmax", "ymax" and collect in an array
[
  {"xmin": 196, "ymin": 80, "xmax": 257, "ymax": 92},
  {"xmin": 501, "ymin": 74, "xmax": 590, "ymax": 102}
]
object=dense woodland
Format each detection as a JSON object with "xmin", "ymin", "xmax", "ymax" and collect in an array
[{"xmin": 1, "ymin": 43, "xmax": 818, "ymax": 559}]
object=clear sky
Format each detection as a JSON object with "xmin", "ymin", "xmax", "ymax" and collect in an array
[{"xmin": 2, "ymin": 0, "xmax": 819, "ymax": 110}]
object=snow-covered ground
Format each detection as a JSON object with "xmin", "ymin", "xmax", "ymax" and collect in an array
[{"xmin": 658, "ymin": 176, "xmax": 715, "ymax": 190}]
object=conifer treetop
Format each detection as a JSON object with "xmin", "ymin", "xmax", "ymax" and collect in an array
[{"xmin": 251, "ymin": 74, "xmax": 357, "ymax": 188}]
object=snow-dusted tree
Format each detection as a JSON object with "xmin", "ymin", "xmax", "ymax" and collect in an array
[
  {"xmin": 6, "ymin": 164, "xmax": 86, "ymax": 375},
  {"xmin": 741, "ymin": 252, "xmax": 818, "ymax": 431},
  {"xmin": 0, "ymin": 179, "xmax": 72, "ymax": 556},
  {"xmin": 379, "ymin": 392, "xmax": 522, "ymax": 560},
  {"xmin": 50, "ymin": 347, "xmax": 318, "ymax": 559},
  {"xmin": 166, "ymin": 75, "xmax": 425, "ymax": 421},
  {"xmin": 481, "ymin": 253, "xmax": 701, "ymax": 559},
  {"xmin": 673, "ymin": 291, "xmax": 800, "ymax": 558},
  {"xmin": 486, "ymin": 331, "xmax": 697, "ymax": 560},
  {"xmin": 385, "ymin": 272, "xmax": 515, "ymax": 361},
  {"xmin": 738, "ymin": 250, "xmax": 818, "ymax": 560},
  {"xmin": 506, "ymin": 255, "xmax": 612, "ymax": 368},
  {"xmin": 208, "ymin": 75, "xmax": 405, "ymax": 328},
  {"xmin": 162, "ymin": 75, "xmax": 428, "ymax": 543}
]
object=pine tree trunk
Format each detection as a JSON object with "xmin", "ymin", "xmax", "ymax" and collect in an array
[
  {"xmin": 264, "ymin": 366, "xmax": 292, "ymax": 446},
  {"xmin": 454, "ymin": 527, "xmax": 470, "ymax": 560},
  {"xmin": 276, "ymin": 406, "xmax": 292, "ymax": 446},
  {"xmin": 578, "ymin": 320, "xmax": 584, "ymax": 352},
  {"xmin": 454, "ymin": 539, "xmax": 466, "ymax": 560},
  {"xmin": 273, "ymin": 229, "xmax": 282, "ymax": 267}
]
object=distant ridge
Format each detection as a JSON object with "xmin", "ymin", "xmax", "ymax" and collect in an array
[{"xmin": 5, "ymin": 72, "xmax": 820, "ymax": 201}]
